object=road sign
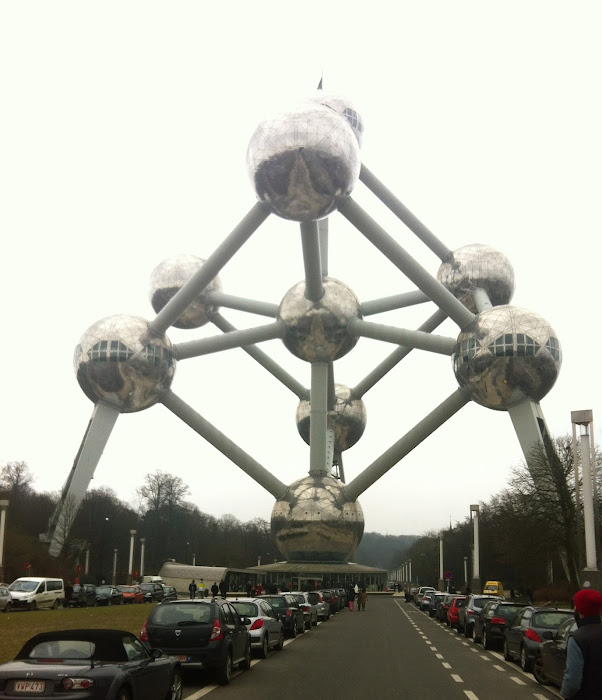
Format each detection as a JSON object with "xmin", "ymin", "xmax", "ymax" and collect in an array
[{"xmin": 444, "ymin": 571, "xmax": 453, "ymax": 580}]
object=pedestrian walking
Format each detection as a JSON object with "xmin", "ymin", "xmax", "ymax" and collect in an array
[
  {"xmin": 358, "ymin": 587, "xmax": 368, "ymax": 611},
  {"xmin": 188, "ymin": 579, "xmax": 197, "ymax": 600},
  {"xmin": 219, "ymin": 580, "xmax": 227, "ymax": 599},
  {"xmin": 211, "ymin": 581, "xmax": 219, "ymax": 597},
  {"xmin": 199, "ymin": 579, "xmax": 206, "ymax": 598},
  {"xmin": 561, "ymin": 588, "xmax": 602, "ymax": 698},
  {"xmin": 347, "ymin": 585, "xmax": 355, "ymax": 611}
]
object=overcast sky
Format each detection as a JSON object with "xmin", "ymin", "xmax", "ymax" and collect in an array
[{"xmin": 1, "ymin": 1, "xmax": 601, "ymax": 541}]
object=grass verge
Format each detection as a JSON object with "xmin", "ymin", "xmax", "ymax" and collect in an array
[{"xmin": 0, "ymin": 603, "xmax": 156, "ymax": 664}]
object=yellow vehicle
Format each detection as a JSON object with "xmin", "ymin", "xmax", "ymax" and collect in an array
[{"xmin": 482, "ymin": 580, "xmax": 504, "ymax": 596}]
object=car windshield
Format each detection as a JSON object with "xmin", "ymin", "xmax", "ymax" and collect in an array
[
  {"xmin": 29, "ymin": 640, "xmax": 95, "ymax": 660},
  {"xmin": 263, "ymin": 597, "xmax": 285, "ymax": 608},
  {"xmin": 152, "ymin": 603, "xmax": 212, "ymax": 625},
  {"xmin": 532, "ymin": 611, "xmax": 574, "ymax": 629},
  {"xmin": 492, "ymin": 604, "xmax": 523, "ymax": 619},
  {"xmin": 231, "ymin": 602, "xmax": 258, "ymax": 617},
  {"xmin": 118, "ymin": 586, "xmax": 136, "ymax": 592},
  {"xmin": 9, "ymin": 581, "xmax": 38, "ymax": 592},
  {"xmin": 291, "ymin": 594, "xmax": 305, "ymax": 603},
  {"xmin": 140, "ymin": 584, "xmax": 154, "ymax": 591},
  {"xmin": 474, "ymin": 597, "xmax": 496, "ymax": 607},
  {"xmin": 97, "ymin": 586, "xmax": 113, "ymax": 593}
]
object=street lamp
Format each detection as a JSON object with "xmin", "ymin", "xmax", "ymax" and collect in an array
[
  {"xmin": 128, "ymin": 530, "xmax": 136, "ymax": 584},
  {"xmin": 139, "ymin": 538, "xmax": 146, "ymax": 578},
  {"xmin": 112, "ymin": 549, "xmax": 118, "ymax": 586},
  {"xmin": 470, "ymin": 505, "xmax": 480, "ymax": 592},
  {"xmin": 0, "ymin": 500, "xmax": 9, "ymax": 584}
]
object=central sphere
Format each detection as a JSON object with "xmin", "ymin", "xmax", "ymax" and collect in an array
[
  {"xmin": 271, "ymin": 476, "xmax": 364, "ymax": 562},
  {"xmin": 74, "ymin": 315, "xmax": 176, "ymax": 413},
  {"xmin": 247, "ymin": 104, "xmax": 361, "ymax": 222},
  {"xmin": 278, "ymin": 277, "xmax": 361, "ymax": 362},
  {"xmin": 453, "ymin": 305, "xmax": 561, "ymax": 410}
]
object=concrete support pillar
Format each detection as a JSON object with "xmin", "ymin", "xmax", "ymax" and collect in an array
[
  {"xmin": 0, "ymin": 501, "xmax": 9, "ymax": 585},
  {"xmin": 470, "ymin": 505, "xmax": 480, "ymax": 593},
  {"xmin": 128, "ymin": 530, "xmax": 136, "ymax": 584}
]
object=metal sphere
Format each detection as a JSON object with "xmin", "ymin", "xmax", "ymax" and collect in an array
[
  {"xmin": 247, "ymin": 104, "xmax": 361, "ymax": 222},
  {"xmin": 453, "ymin": 305, "xmax": 561, "ymax": 410},
  {"xmin": 296, "ymin": 384, "xmax": 367, "ymax": 451},
  {"xmin": 278, "ymin": 277, "xmax": 361, "ymax": 362},
  {"xmin": 305, "ymin": 90, "xmax": 365, "ymax": 147},
  {"xmin": 149, "ymin": 255, "xmax": 222, "ymax": 329},
  {"xmin": 74, "ymin": 315, "xmax": 176, "ymax": 413},
  {"xmin": 271, "ymin": 476, "xmax": 364, "ymax": 561},
  {"xmin": 437, "ymin": 244, "xmax": 515, "ymax": 313}
]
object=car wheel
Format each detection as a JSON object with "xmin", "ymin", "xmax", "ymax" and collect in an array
[
  {"xmin": 472, "ymin": 626, "xmax": 480, "ymax": 644},
  {"xmin": 503, "ymin": 640, "xmax": 512, "ymax": 661},
  {"xmin": 52, "ymin": 599, "xmax": 60, "ymax": 610},
  {"xmin": 304, "ymin": 617, "xmax": 311, "ymax": 631},
  {"xmin": 116, "ymin": 688, "xmax": 131, "ymax": 700},
  {"xmin": 260, "ymin": 635, "xmax": 269, "ymax": 659},
  {"xmin": 520, "ymin": 645, "xmax": 532, "ymax": 672},
  {"xmin": 483, "ymin": 629, "xmax": 491, "ymax": 650},
  {"xmin": 533, "ymin": 655, "xmax": 548, "ymax": 685},
  {"xmin": 463, "ymin": 621, "xmax": 470, "ymax": 638},
  {"xmin": 216, "ymin": 652, "xmax": 233, "ymax": 685},
  {"xmin": 239, "ymin": 642, "xmax": 251, "ymax": 671},
  {"xmin": 290, "ymin": 623, "xmax": 297, "ymax": 638},
  {"xmin": 275, "ymin": 630, "xmax": 284, "ymax": 650},
  {"xmin": 29, "ymin": 601, "xmax": 37, "ymax": 611}
]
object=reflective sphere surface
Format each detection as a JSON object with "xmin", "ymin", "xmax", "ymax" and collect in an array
[
  {"xmin": 247, "ymin": 104, "xmax": 361, "ymax": 221},
  {"xmin": 453, "ymin": 305, "xmax": 561, "ymax": 410},
  {"xmin": 296, "ymin": 384, "xmax": 367, "ymax": 451},
  {"xmin": 437, "ymin": 244, "xmax": 515, "ymax": 313},
  {"xmin": 305, "ymin": 90, "xmax": 365, "ymax": 147},
  {"xmin": 278, "ymin": 277, "xmax": 361, "ymax": 362},
  {"xmin": 149, "ymin": 255, "xmax": 222, "ymax": 329},
  {"xmin": 271, "ymin": 476, "xmax": 364, "ymax": 561},
  {"xmin": 74, "ymin": 315, "xmax": 176, "ymax": 413}
]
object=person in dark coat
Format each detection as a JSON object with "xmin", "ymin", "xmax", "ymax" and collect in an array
[
  {"xmin": 211, "ymin": 582, "xmax": 219, "ymax": 598},
  {"xmin": 561, "ymin": 588, "xmax": 602, "ymax": 698},
  {"xmin": 188, "ymin": 580, "xmax": 197, "ymax": 599},
  {"xmin": 219, "ymin": 580, "xmax": 227, "ymax": 599},
  {"xmin": 347, "ymin": 585, "xmax": 356, "ymax": 611}
]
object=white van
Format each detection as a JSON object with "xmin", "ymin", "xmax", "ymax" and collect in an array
[
  {"xmin": 141, "ymin": 575, "xmax": 163, "ymax": 585},
  {"xmin": 8, "ymin": 577, "xmax": 65, "ymax": 610}
]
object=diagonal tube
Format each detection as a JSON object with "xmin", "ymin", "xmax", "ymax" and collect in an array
[
  {"xmin": 344, "ymin": 387, "xmax": 471, "ymax": 501},
  {"xmin": 173, "ymin": 321, "xmax": 284, "ymax": 359},
  {"xmin": 349, "ymin": 318, "xmax": 455, "ymax": 355},
  {"xmin": 149, "ymin": 202, "xmax": 270, "ymax": 336},
  {"xmin": 339, "ymin": 198, "xmax": 475, "ymax": 330},
  {"xmin": 162, "ymin": 390, "xmax": 287, "ymax": 500},
  {"xmin": 300, "ymin": 220, "xmax": 325, "ymax": 302}
]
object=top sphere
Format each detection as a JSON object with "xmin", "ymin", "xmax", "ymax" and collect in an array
[
  {"xmin": 437, "ymin": 244, "xmax": 515, "ymax": 313},
  {"xmin": 74, "ymin": 315, "xmax": 176, "ymax": 413},
  {"xmin": 247, "ymin": 104, "xmax": 361, "ymax": 222},
  {"xmin": 305, "ymin": 90, "xmax": 365, "ymax": 147},
  {"xmin": 453, "ymin": 305, "xmax": 561, "ymax": 410},
  {"xmin": 149, "ymin": 255, "xmax": 222, "ymax": 329}
]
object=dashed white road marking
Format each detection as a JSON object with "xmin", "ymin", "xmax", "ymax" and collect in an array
[
  {"xmin": 510, "ymin": 676, "xmax": 526, "ymax": 685},
  {"xmin": 464, "ymin": 692, "xmax": 479, "ymax": 699},
  {"xmin": 451, "ymin": 674, "xmax": 463, "ymax": 683},
  {"xmin": 429, "ymin": 646, "xmax": 437, "ymax": 651},
  {"xmin": 435, "ymin": 653, "xmax": 443, "ymax": 659},
  {"xmin": 493, "ymin": 665, "xmax": 505, "ymax": 671},
  {"xmin": 442, "ymin": 662, "xmax": 452, "ymax": 669}
]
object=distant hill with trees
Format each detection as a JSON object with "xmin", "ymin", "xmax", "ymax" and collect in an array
[{"xmin": 355, "ymin": 532, "xmax": 418, "ymax": 571}]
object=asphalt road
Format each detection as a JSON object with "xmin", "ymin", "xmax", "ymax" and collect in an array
[{"xmin": 180, "ymin": 596, "xmax": 564, "ymax": 700}]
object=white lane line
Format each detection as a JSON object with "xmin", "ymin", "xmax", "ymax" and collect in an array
[
  {"xmin": 510, "ymin": 676, "xmax": 526, "ymax": 685},
  {"xmin": 435, "ymin": 653, "xmax": 444, "ymax": 659},
  {"xmin": 534, "ymin": 695, "xmax": 551, "ymax": 699},
  {"xmin": 493, "ymin": 665, "xmax": 505, "ymax": 671},
  {"xmin": 451, "ymin": 674, "xmax": 464, "ymax": 683},
  {"xmin": 470, "ymin": 648, "xmax": 479, "ymax": 653},
  {"xmin": 429, "ymin": 646, "xmax": 437, "ymax": 651},
  {"xmin": 480, "ymin": 655, "xmax": 491, "ymax": 661},
  {"xmin": 464, "ymin": 692, "xmax": 479, "ymax": 700},
  {"xmin": 442, "ymin": 662, "xmax": 452, "ymax": 669}
]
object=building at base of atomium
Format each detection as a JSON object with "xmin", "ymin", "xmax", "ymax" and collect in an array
[{"xmin": 46, "ymin": 88, "xmax": 561, "ymax": 573}]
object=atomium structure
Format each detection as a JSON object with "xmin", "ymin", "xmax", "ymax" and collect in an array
[{"xmin": 46, "ymin": 89, "xmax": 562, "ymax": 562}]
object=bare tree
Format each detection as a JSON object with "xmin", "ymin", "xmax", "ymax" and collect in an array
[
  {"xmin": 137, "ymin": 471, "xmax": 190, "ymax": 512},
  {"xmin": 0, "ymin": 461, "xmax": 34, "ymax": 493}
]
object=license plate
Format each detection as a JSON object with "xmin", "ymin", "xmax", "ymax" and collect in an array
[
  {"xmin": 14, "ymin": 680, "xmax": 46, "ymax": 692},
  {"xmin": 172, "ymin": 655, "xmax": 189, "ymax": 662}
]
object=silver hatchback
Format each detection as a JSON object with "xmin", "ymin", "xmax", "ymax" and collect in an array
[{"xmin": 230, "ymin": 597, "xmax": 284, "ymax": 658}]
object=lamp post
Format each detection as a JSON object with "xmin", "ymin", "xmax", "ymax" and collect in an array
[
  {"xmin": 463, "ymin": 556, "xmax": 468, "ymax": 589},
  {"xmin": 85, "ymin": 547, "xmax": 90, "ymax": 576},
  {"xmin": 0, "ymin": 500, "xmax": 9, "ymax": 584},
  {"xmin": 408, "ymin": 558, "xmax": 412, "ymax": 585},
  {"xmin": 128, "ymin": 530, "xmax": 136, "ymax": 584},
  {"xmin": 192, "ymin": 552, "xmax": 196, "ymax": 566},
  {"xmin": 99, "ymin": 517, "xmax": 109, "ymax": 583},
  {"xmin": 112, "ymin": 549, "xmax": 118, "ymax": 586},
  {"xmin": 470, "ymin": 505, "xmax": 480, "ymax": 593},
  {"xmin": 438, "ymin": 532, "xmax": 444, "ymax": 591},
  {"xmin": 139, "ymin": 538, "xmax": 146, "ymax": 578}
]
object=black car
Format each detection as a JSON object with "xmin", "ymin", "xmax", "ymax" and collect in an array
[
  {"xmin": 96, "ymin": 586, "xmax": 123, "ymax": 606},
  {"xmin": 473, "ymin": 600, "xmax": 525, "ymax": 649},
  {"xmin": 458, "ymin": 594, "xmax": 503, "ymax": 638},
  {"xmin": 0, "ymin": 628, "xmax": 181, "ymax": 699},
  {"xmin": 162, "ymin": 585, "xmax": 178, "ymax": 602},
  {"xmin": 533, "ymin": 617, "xmax": 578, "ymax": 688},
  {"xmin": 141, "ymin": 598, "xmax": 251, "ymax": 685},
  {"xmin": 67, "ymin": 584, "xmax": 97, "ymax": 608},
  {"xmin": 257, "ymin": 594, "xmax": 305, "ymax": 637},
  {"xmin": 140, "ymin": 583, "xmax": 165, "ymax": 604},
  {"xmin": 428, "ymin": 593, "xmax": 446, "ymax": 618}
]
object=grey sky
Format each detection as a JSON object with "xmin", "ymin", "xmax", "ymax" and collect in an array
[{"xmin": 1, "ymin": 1, "xmax": 601, "ymax": 538}]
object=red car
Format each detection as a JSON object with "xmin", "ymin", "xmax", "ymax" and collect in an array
[
  {"xmin": 447, "ymin": 596, "xmax": 467, "ymax": 630},
  {"xmin": 117, "ymin": 584, "xmax": 144, "ymax": 604}
]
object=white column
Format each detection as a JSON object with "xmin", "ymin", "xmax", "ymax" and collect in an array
[
  {"xmin": 84, "ymin": 548, "xmax": 90, "ymax": 576},
  {"xmin": 581, "ymin": 430, "xmax": 598, "ymax": 570},
  {"xmin": 0, "ymin": 501, "xmax": 9, "ymax": 583},
  {"xmin": 128, "ymin": 530, "xmax": 136, "ymax": 583},
  {"xmin": 112, "ymin": 549, "xmax": 118, "ymax": 586},
  {"xmin": 471, "ymin": 505, "xmax": 480, "ymax": 586},
  {"xmin": 139, "ymin": 538, "xmax": 146, "ymax": 578}
]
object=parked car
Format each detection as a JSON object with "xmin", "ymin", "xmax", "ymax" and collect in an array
[
  {"xmin": 8, "ymin": 577, "xmax": 65, "ymax": 611},
  {"xmin": 230, "ymin": 597, "xmax": 284, "ymax": 658},
  {"xmin": 415, "ymin": 586, "xmax": 435, "ymax": 609},
  {"xmin": 428, "ymin": 592, "xmax": 446, "ymax": 618},
  {"xmin": 96, "ymin": 586, "xmax": 124, "ymax": 606},
  {"xmin": 437, "ymin": 593, "xmax": 457, "ymax": 623},
  {"xmin": 141, "ymin": 598, "xmax": 251, "ymax": 685},
  {"xmin": 532, "ymin": 617, "xmax": 578, "ymax": 688},
  {"xmin": 308, "ymin": 590, "xmax": 330, "ymax": 621},
  {"xmin": 290, "ymin": 591, "xmax": 319, "ymax": 629},
  {"xmin": 459, "ymin": 594, "xmax": 504, "ymax": 638},
  {"xmin": 68, "ymin": 584, "xmax": 97, "ymax": 608},
  {"xmin": 0, "ymin": 585, "xmax": 12, "ymax": 613},
  {"xmin": 472, "ymin": 600, "xmax": 525, "ymax": 649},
  {"xmin": 0, "ymin": 628, "xmax": 182, "ymax": 699},
  {"xmin": 503, "ymin": 606, "xmax": 574, "ymax": 671},
  {"xmin": 117, "ymin": 585, "xmax": 144, "ymax": 604},
  {"xmin": 140, "ymin": 583, "xmax": 165, "ymax": 604},
  {"xmin": 419, "ymin": 589, "xmax": 438, "ymax": 612},
  {"xmin": 319, "ymin": 589, "xmax": 339, "ymax": 616},
  {"xmin": 162, "ymin": 585, "xmax": 178, "ymax": 602},
  {"xmin": 258, "ymin": 594, "xmax": 305, "ymax": 638},
  {"xmin": 447, "ymin": 596, "xmax": 466, "ymax": 629}
]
